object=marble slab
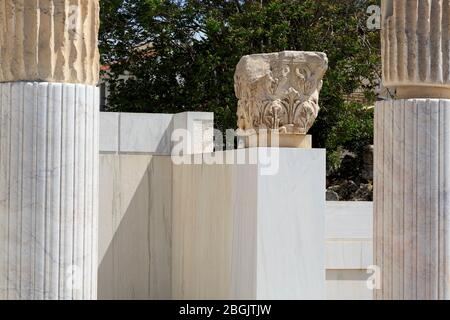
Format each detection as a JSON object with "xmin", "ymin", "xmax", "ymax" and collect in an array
[
  {"xmin": 326, "ymin": 201, "xmax": 373, "ymax": 239},
  {"xmin": 326, "ymin": 270, "xmax": 373, "ymax": 300},
  {"xmin": 172, "ymin": 112, "xmax": 214, "ymax": 154},
  {"xmin": 119, "ymin": 113, "xmax": 173, "ymax": 154},
  {"xmin": 172, "ymin": 148, "xmax": 326, "ymax": 300},
  {"xmin": 97, "ymin": 154, "xmax": 172, "ymax": 300},
  {"xmin": 96, "ymin": 152, "xmax": 376, "ymax": 300},
  {"xmin": 99, "ymin": 112, "xmax": 119, "ymax": 152},
  {"xmin": 324, "ymin": 201, "xmax": 374, "ymax": 300},
  {"xmin": 98, "ymin": 112, "xmax": 214, "ymax": 155},
  {"xmin": 326, "ymin": 240, "xmax": 373, "ymax": 270}
]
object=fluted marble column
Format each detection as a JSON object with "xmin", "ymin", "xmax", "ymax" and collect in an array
[
  {"xmin": 0, "ymin": 0, "xmax": 100, "ymax": 300},
  {"xmin": 375, "ymin": 0, "xmax": 450, "ymax": 300}
]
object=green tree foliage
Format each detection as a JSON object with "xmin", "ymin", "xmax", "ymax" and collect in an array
[{"xmin": 100, "ymin": 0, "xmax": 380, "ymax": 168}]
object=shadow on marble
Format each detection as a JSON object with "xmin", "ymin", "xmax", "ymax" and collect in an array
[{"xmin": 97, "ymin": 154, "xmax": 172, "ymax": 300}]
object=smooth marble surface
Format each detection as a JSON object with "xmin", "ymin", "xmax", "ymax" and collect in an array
[
  {"xmin": 96, "ymin": 152, "xmax": 374, "ymax": 300},
  {"xmin": 99, "ymin": 112, "xmax": 119, "ymax": 152},
  {"xmin": 326, "ymin": 201, "xmax": 373, "ymax": 239},
  {"xmin": 326, "ymin": 241, "xmax": 372, "ymax": 270},
  {"xmin": 256, "ymin": 148, "xmax": 325, "ymax": 299},
  {"xmin": 172, "ymin": 149, "xmax": 326, "ymax": 300},
  {"xmin": 98, "ymin": 154, "xmax": 172, "ymax": 300},
  {"xmin": 325, "ymin": 201, "xmax": 373, "ymax": 300},
  {"xmin": 172, "ymin": 112, "xmax": 214, "ymax": 154},
  {"xmin": 325, "ymin": 201, "xmax": 373, "ymax": 269},
  {"xmin": 326, "ymin": 270, "xmax": 373, "ymax": 300},
  {"xmin": 172, "ymin": 155, "xmax": 237, "ymax": 299},
  {"xmin": 0, "ymin": 82, "xmax": 99, "ymax": 300},
  {"xmin": 99, "ymin": 112, "xmax": 214, "ymax": 155},
  {"xmin": 119, "ymin": 113, "xmax": 173, "ymax": 154}
]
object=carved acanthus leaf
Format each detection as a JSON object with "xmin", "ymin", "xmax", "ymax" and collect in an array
[{"xmin": 235, "ymin": 51, "xmax": 328, "ymax": 135}]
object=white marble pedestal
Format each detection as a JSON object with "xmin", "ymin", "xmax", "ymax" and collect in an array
[
  {"xmin": 0, "ymin": 82, "xmax": 99, "ymax": 299},
  {"xmin": 172, "ymin": 148, "xmax": 326, "ymax": 299},
  {"xmin": 375, "ymin": 99, "xmax": 450, "ymax": 300}
]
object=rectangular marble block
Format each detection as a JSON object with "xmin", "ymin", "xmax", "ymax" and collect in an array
[
  {"xmin": 325, "ymin": 201, "xmax": 373, "ymax": 300},
  {"xmin": 172, "ymin": 112, "xmax": 214, "ymax": 154},
  {"xmin": 99, "ymin": 112, "xmax": 119, "ymax": 152},
  {"xmin": 119, "ymin": 113, "xmax": 173, "ymax": 154},
  {"xmin": 325, "ymin": 201, "xmax": 373, "ymax": 270},
  {"xmin": 98, "ymin": 154, "xmax": 173, "ymax": 300},
  {"xmin": 99, "ymin": 112, "xmax": 214, "ymax": 155},
  {"xmin": 172, "ymin": 148, "xmax": 326, "ymax": 300}
]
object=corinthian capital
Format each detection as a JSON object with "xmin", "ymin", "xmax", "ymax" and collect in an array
[
  {"xmin": 0, "ymin": 0, "xmax": 100, "ymax": 85},
  {"xmin": 234, "ymin": 51, "xmax": 328, "ymax": 143}
]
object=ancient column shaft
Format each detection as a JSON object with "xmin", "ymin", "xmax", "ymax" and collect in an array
[
  {"xmin": 376, "ymin": 0, "xmax": 450, "ymax": 299},
  {"xmin": 0, "ymin": 0, "xmax": 99, "ymax": 300},
  {"xmin": 375, "ymin": 99, "xmax": 450, "ymax": 299}
]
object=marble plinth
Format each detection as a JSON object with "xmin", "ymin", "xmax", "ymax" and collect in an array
[
  {"xmin": 244, "ymin": 133, "xmax": 312, "ymax": 148},
  {"xmin": 375, "ymin": 99, "xmax": 450, "ymax": 299},
  {"xmin": 97, "ymin": 154, "xmax": 172, "ymax": 300},
  {"xmin": 325, "ymin": 201, "xmax": 373, "ymax": 300},
  {"xmin": 172, "ymin": 148, "xmax": 326, "ymax": 300},
  {"xmin": 0, "ymin": 82, "xmax": 99, "ymax": 299}
]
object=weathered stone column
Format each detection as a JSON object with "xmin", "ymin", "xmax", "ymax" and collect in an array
[
  {"xmin": 0, "ymin": 0, "xmax": 100, "ymax": 299},
  {"xmin": 375, "ymin": 0, "xmax": 450, "ymax": 299}
]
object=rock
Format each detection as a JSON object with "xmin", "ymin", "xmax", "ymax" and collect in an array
[
  {"xmin": 328, "ymin": 180, "xmax": 359, "ymax": 201},
  {"xmin": 362, "ymin": 145, "xmax": 374, "ymax": 181},
  {"xmin": 351, "ymin": 183, "xmax": 373, "ymax": 201},
  {"xmin": 326, "ymin": 190, "xmax": 340, "ymax": 201},
  {"xmin": 327, "ymin": 180, "xmax": 373, "ymax": 202},
  {"xmin": 339, "ymin": 152, "xmax": 358, "ymax": 180}
]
